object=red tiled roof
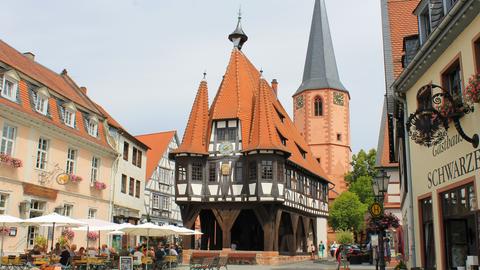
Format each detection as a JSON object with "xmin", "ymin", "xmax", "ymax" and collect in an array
[
  {"xmin": 173, "ymin": 80, "xmax": 209, "ymax": 155},
  {"xmin": 0, "ymin": 39, "xmax": 100, "ymax": 114},
  {"xmin": 136, "ymin": 131, "xmax": 177, "ymax": 180},
  {"xmin": 176, "ymin": 48, "xmax": 329, "ymax": 181},
  {"xmin": 0, "ymin": 40, "xmax": 113, "ymax": 149}
]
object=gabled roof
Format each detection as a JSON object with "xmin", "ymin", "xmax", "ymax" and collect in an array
[
  {"xmin": 0, "ymin": 39, "xmax": 101, "ymax": 114},
  {"xmin": 376, "ymin": 98, "xmax": 398, "ymax": 168},
  {"xmin": 136, "ymin": 131, "xmax": 177, "ymax": 180},
  {"xmin": 173, "ymin": 80, "xmax": 209, "ymax": 155},
  {"xmin": 94, "ymin": 103, "xmax": 149, "ymax": 151},
  {"xmin": 0, "ymin": 40, "xmax": 113, "ymax": 150},
  {"xmin": 295, "ymin": 0, "xmax": 346, "ymax": 95},
  {"xmin": 176, "ymin": 48, "xmax": 329, "ymax": 181}
]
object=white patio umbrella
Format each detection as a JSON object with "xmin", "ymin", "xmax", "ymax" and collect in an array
[
  {"xmin": 108, "ymin": 230, "xmax": 125, "ymax": 236},
  {"xmin": 73, "ymin": 218, "xmax": 120, "ymax": 254},
  {"xmin": 23, "ymin": 213, "xmax": 86, "ymax": 253},
  {"xmin": 0, "ymin": 215, "xmax": 24, "ymax": 265},
  {"xmin": 159, "ymin": 225, "xmax": 202, "ymax": 236}
]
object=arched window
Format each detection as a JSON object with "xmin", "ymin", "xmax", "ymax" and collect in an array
[{"xmin": 314, "ymin": 96, "xmax": 323, "ymax": 116}]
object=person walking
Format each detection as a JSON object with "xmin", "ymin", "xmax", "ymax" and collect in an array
[
  {"xmin": 310, "ymin": 244, "xmax": 316, "ymax": 260},
  {"xmin": 318, "ymin": 241, "xmax": 325, "ymax": 258}
]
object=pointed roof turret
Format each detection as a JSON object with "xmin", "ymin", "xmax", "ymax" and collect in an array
[
  {"xmin": 228, "ymin": 9, "xmax": 248, "ymax": 50},
  {"xmin": 173, "ymin": 79, "xmax": 209, "ymax": 155},
  {"xmin": 245, "ymin": 78, "xmax": 288, "ymax": 153},
  {"xmin": 295, "ymin": 0, "xmax": 346, "ymax": 95}
]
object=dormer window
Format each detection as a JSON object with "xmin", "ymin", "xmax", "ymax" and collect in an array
[
  {"xmin": 215, "ymin": 120, "xmax": 238, "ymax": 142},
  {"xmin": 87, "ymin": 116, "xmax": 98, "ymax": 137},
  {"xmin": 34, "ymin": 87, "xmax": 50, "ymax": 115},
  {"xmin": 0, "ymin": 70, "xmax": 20, "ymax": 102},
  {"xmin": 418, "ymin": 4, "xmax": 432, "ymax": 44},
  {"xmin": 442, "ymin": 59, "xmax": 462, "ymax": 100},
  {"xmin": 296, "ymin": 143, "xmax": 307, "ymax": 159},
  {"xmin": 61, "ymin": 102, "xmax": 76, "ymax": 128},
  {"xmin": 277, "ymin": 129, "xmax": 287, "ymax": 146},
  {"xmin": 64, "ymin": 109, "xmax": 75, "ymax": 127}
]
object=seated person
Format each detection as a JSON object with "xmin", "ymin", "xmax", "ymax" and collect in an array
[
  {"xmin": 100, "ymin": 244, "xmax": 110, "ymax": 257},
  {"xmin": 59, "ymin": 245, "xmax": 71, "ymax": 267},
  {"xmin": 77, "ymin": 247, "xmax": 86, "ymax": 257},
  {"xmin": 52, "ymin": 243, "xmax": 62, "ymax": 256},
  {"xmin": 119, "ymin": 246, "xmax": 130, "ymax": 257},
  {"xmin": 133, "ymin": 248, "xmax": 144, "ymax": 266},
  {"xmin": 27, "ymin": 245, "xmax": 42, "ymax": 265},
  {"xmin": 168, "ymin": 247, "xmax": 178, "ymax": 256}
]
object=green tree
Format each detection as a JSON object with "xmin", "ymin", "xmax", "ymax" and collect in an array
[
  {"xmin": 345, "ymin": 149, "xmax": 377, "ymax": 184},
  {"xmin": 328, "ymin": 191, "xmax": 366, "ymax": 233},
  {"xmin": 348, "ymin": 175, "xmax": 375, "ymax": 205}
]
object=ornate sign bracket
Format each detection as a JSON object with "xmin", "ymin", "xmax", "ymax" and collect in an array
[{"xmin": 406, "ymin": 84, "xmax": 479, "ymax": 148}]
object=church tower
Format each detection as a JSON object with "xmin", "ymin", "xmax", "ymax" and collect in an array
[{"xmin": 293, "ymin": 0, "xmax": 351, "ymax": 196}]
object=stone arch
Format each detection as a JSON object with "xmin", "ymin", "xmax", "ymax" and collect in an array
[{"xmin": 231, "ymin": 209, "xmax": 264, "ymax": 251}]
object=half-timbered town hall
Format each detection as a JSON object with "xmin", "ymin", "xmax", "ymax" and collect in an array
[{"xmin": 171, "ymin": 2, "xmax": 338, "ymax": 254}]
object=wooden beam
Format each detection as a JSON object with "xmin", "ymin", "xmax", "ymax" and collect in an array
[{"xmin": 212, "ymin": 209, "xmax": 241, "ymax": 249}]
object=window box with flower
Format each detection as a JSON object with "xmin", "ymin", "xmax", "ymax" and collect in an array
[
  {"xmin": 69, "ymin": 174, "xmax": 83, "ymax": 183},
  {"xmin": 0, "ymin": 153, "xmax": 22, "ymax": 168},
  {"xmin": 91, "ymin": 181, "xmax": 107, "ymax": 190},
  {"xmin": 464, "ymin": 73, "xmax": 480, "ymax": 104}
]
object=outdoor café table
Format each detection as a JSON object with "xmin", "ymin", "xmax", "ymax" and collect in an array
[
  {"xmin": 1, "ymin": 256, "xmax": 21, "ymax": 265},
  {"xmin": 73, "ymin": 257, "xmax": 106, "ymax": 270}
]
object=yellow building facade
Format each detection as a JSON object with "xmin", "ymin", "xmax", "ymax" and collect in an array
[{"xmin": 393, "ymin": 1, "xmax": 480, "ymax": 269}]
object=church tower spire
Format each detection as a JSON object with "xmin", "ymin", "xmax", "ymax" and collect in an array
[
  {"xmin": 228, "ymin": 8, "xmax": 248, "ymax": 50},
  {"xmin": 293, "ymin": 0, "xmax": 351, "ymax": 199},
  {"xmin": 296, "ymin": 0, "xmax": 346, "ymax": 95}
]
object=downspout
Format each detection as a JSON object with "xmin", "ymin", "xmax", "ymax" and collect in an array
[
  {"xmin": 394, "ymin": 93, "xmax": 416, "ymax": 267},
  {"xmin": 104, "ymin": 121, "xmax": 121, "ymax": 246}
]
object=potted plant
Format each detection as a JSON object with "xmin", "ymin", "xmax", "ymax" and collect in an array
[
  {"xmin": 61, "ymin": 228, "xmax": 75, "ymax": 240},
  {"xmin": 0, "ymin": 153, "xmax": 23, "ymax": 168},
  {"xmin": 87, "ymin": 231, "xmax": 99, "ymax": 241},
  {"xmin": 93, "ymin": 181, "xmax": 107, "ymax": 190},
  {"xmin": 69, "ymin": 174, "xmax": 83, "ymax": 183},
  {"xmin": 464, "ymin": 73, "xmax": 480, "ymax": 104},
  {"xmin": 34, "ymin": 235, "xmax": 48, "ymax": 252},
  {"xmin": 394, "ymin": 260, "xmax": 408, "ymax": 270},
  {"xmin": 0, "ymin": 227, "xmax": 10, "ymax": 235}
]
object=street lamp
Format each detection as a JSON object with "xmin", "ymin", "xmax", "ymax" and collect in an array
[{"xmin": 373, "ymin": 169, "xmax": 390, "ymax": 270}]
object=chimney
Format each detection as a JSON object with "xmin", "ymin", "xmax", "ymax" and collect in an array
[
  {"xmin": 80, "ymin": 87, "xmax": 87, "ymax": 95},
  {"xmin": 23, "ymin": 52, "xmax": 35, "ymax": 61},
  {"xmin": 271, "ymin": 79, "xmax": 278, "ymax": 96}
]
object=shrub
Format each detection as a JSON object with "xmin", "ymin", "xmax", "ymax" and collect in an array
[{"xmin": 336, "ymin": 230, "xmax": 354, "ymax": 245}]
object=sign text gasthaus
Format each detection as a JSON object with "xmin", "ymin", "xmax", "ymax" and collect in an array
[
  {"xmin": 432, "ymin": 134, "xmax": 463, "ymax": 157},
  {"xmin": 427, "ymin": 148, "xmax": 480, "ymax": 189}
]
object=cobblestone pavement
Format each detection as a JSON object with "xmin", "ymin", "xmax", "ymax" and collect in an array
[{"xmin": 176, "ymin": 260, "xmax": 381, "ymax": 270}]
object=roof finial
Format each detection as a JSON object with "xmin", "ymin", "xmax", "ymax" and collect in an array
[
  {"xmin": 260, "ymin": 68, "xmax": 264, "ymax": 79},
  {"xmin": 228, "ymin": 7, "xmax": 248, "ymax": 50},
  {"xmin": 202, "ymin": 70, "xmax": 207, "ymax": 81}
]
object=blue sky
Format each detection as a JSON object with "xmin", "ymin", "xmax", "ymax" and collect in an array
[{"xmin": 2, "ymin": 0, "xmax": 385, "ymax": 154}]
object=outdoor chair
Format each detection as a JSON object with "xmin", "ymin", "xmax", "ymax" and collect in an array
[
  {"xmin": 215, "ymin": 257, "xmax": 228, "ymax": 270},
  {"xmin": 195, "ymin": 257, "xmax": 215, "ymax": 270},
  {"xmin": 189, "ymin": 257, "xmax": 204, "ymax": 270}
]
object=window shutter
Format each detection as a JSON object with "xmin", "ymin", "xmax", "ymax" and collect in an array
[
  {"xmin": 15, "ymin": 83, "xmax": 21, "ymax": 104},
  {"xmin": 28, "ymin": 86, "xmax": 37, "ymax": 111}
]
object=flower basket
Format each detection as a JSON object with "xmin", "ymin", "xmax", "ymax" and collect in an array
[
  {"xmin": 87, "ymin": 231, "xmax": 99, "ymax": 241},
  {"xmin": 0, "ymin": 227, "xmax": 10, "ymax": 235},
  {"xmin": 93, "ymin": 181, "xmax": 107, "ymax": 190},
  {"xmin": 0, "ymin": 153, "xmax": 23, "ymax": 168},
  {"xmin": 69, "ymin": 174, "xmax": 83, "ymax": 183},
  {"xmin": 367, "ymin": 212, "xmax": 400, "ymax": 232},
  {"xmin": 61, "ymin": 228, "xmax": 75, "ymax": 240},
  {"xmin": 464, "ymin": 73, "xmax": 480, "ymax": 104}
]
